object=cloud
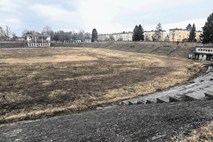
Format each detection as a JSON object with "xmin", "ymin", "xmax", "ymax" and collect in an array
[
  {"xmin": 30, "ymin": 4, "xmax": 69, "ymax": 20},
  {"xmin": 78, "ymin": 0, "xmax": 207, "ymax": 33},
  {"xmin": 0, "ymin": 0, "xmax": 26, "ymax": 34},
  {"xmin": 29, "ymin": 4, "xmax": 83, "ymax": 31},
  {"xmin": 0, "ymin": 0, "xmax": 211, "ymax": 36},
  {"xmin": 164, "ymin": 18, "xmax": 206, "ymax": 31}
]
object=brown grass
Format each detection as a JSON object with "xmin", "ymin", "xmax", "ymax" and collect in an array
[
  {"xmin": 0, "ymin": 47, "xmax": 205, "ymax": 123},
  {"xmin": 174, "ymin": 121, "xmax": 213, "ymax": 142}
]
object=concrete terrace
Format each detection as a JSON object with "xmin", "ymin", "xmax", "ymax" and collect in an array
[{"xmin": 121, "ymin": 66, "xmax": 213, "ymax": 105}]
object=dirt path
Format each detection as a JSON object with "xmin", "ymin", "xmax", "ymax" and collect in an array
[{"xmin": 0, "ymin": 100, "xmax": 213, "ymax": 142}]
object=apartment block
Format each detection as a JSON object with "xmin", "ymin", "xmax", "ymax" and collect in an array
[
  {"xmin": 144, "ymin": 30, "xmax": 167, "ymax": 41},
  {"xmin": 169, "ymin": 28, "xmax": 202, "ymax": 42}
]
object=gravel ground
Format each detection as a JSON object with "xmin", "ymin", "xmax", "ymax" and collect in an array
[{"xmin": 1, "ymin": 100, "xmax": 213, "ymax": 142}]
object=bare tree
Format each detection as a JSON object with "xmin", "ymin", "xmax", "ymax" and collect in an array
[
  {"xmin": 42, "ymin": 26, "xmax": 54, "ymax": 39},
  {"xmin": 5, "ymin": 26, "xmax": 14, "ymax": 39},
  {"xmin": 152, "ymin": 23, "xmax": 162, "ymax": 41}
]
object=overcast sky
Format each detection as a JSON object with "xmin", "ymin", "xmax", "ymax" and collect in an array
[{"xmin": 0, "ymin": 0, "xmax": 212, "ymax": 36}]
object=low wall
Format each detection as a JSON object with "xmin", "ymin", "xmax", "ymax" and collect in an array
[
  {"xmin": 0, "ymin": 42, "xmax": 27, "ymax": 48},
  {"xmin": 51, "ymin": 42, "xmax": 112, "ymax": 48},
  {"xmin": 27, "ymin": 43, "xmax": 51, "ymax": 47}
]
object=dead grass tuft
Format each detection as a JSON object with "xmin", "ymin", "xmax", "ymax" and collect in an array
[{"xmin": 174, "ymin": 121, "xmax": 213, "ymax": 142}]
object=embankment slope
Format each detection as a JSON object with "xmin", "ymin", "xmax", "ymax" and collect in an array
[{"xmin": 52, "ymin": 42, "xmax": 195, "ymax": 58}]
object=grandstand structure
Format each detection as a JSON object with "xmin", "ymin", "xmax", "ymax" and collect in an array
[{"xmin": 189, "ymin": 45, "xmax": 213, "ymax": 61}]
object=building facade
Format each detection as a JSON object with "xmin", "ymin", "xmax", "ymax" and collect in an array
[
  {"xmin": 25, "ymin": 31, "xmax": 51, "ymax": 47},
  {"xmin": 144, "ymin": 31, "xmax": 155, "ymax": 41},
  {"xmin": 169, "ymin": 29, "xmax": 189, "ymax": 42},
  {"xmin": 112, "ymin": 32, "xmax": 133, "ymax": 41},
  {"xmin": 169, "ymin": 28, "xmax": 202, "ymax": 42},
  {"xmin": 98, "ymin": 32, "xmax": 133, "ymax": 41},
  {"xmin": 195, "ymin": 31, "xmax": 202, "ymax": 42},
  {"xmin": 97, "ymin": 28, "xmax": 202, "ymax": 43},
  {"xmin": 144, "ymin": 30, "xmax": 167, "ymax": 41},
  {"xmin": 189, "ymin": 46, "xmax": 213, "ymax": 61},
  {"xmin": 98, "ymin": 34, "xmax": 110, "ymax": 41}
]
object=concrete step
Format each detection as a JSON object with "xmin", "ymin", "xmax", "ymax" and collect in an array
[
  {"xmin": 184, "ymin": 83, "xmax": 198, "ymax": 89},
  {"xmin": 206, "ymin": 66, "xmax": 213, "ymax": 72},
  {"xmin": 168, "ymin": 96, "xmax": 182, "ymax": 102},
  {"xmin": 184, "ymin": 92, "xmax": 206, "ymax": 100},
  {"xmin": 136, "ymin": 100, "xmax": 147, "ymax": 104},
  {"xmin": 156, "ymin": 97, "xmax": 170, "ymax": 103},
  {"xmin": 120, "ymin": 99, "xmax": 146, "ymax": 105},
  {"xmin": 204, "ymin": 91, "xmax": 213, "ymax": 100},
  {"xmin": 120, "ymin": 92, "xmax": 212, "ymax": 106},
  {"xmin": 146, "ymin": 98, "xmax": 156, "ymax": 104},
  {"xmin": 119, "ymin": 101, "xmax": 132, "ymax": 105},
  {"xmin": 181, "ymin": 95, "xmax": 199, "ymax": 101},
  {"xmin": 129, "ymin": 99, "xmax": 146, "ymax": 105}
]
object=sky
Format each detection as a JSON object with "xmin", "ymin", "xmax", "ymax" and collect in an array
[{"xmin": 0, "ymin": 0, "xmax": 212, "ymax": 36}]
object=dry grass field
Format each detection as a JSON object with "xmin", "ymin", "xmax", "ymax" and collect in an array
[{"xmin": 0, "ymin": 47, "xmax": 205, "ymax": 123}]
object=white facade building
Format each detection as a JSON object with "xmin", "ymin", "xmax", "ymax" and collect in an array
[{"xmin": 189, "ymin": 46, "xmax": 213, "ymax": 61}]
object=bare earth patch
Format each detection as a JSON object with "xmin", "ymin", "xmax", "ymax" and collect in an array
[{"xmin": 0, "ymin": 47, "xmax": 205, "ymax": 123}]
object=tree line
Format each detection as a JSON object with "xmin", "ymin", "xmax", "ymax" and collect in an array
[
  {"xmin": 201, "ymin": 13, "xmax": 213, "ymax": 44},
  {"xmin": 4, "ymin": 12, "xmax": 213, "ymax": 44},
  {"xmin": 0, "ymin": 26, "xmax": 16, "ymax": 40},
  {"xmin": 23, "ymin": 26, "xmax": 91, "ymax": 42},
  {"xmin": 132, "ymin": 23, "xmax": 163, "ymax": 42},
  {"xmin": 186, "ymin": 12, "xmax": 213, "ymax": 44},
  {"xmin": 131, "ymin": 12, "xmax": 213, "ymax": 44}
]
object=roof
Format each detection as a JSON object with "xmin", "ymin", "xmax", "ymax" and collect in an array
[
  {"xmin": 26, "ymin": 31, "xmax": 41, "ymax": 36},
  {"xmin": 196, "ymin": 46, "xmax": 213, "ymax": 48},
  {"xmin": 144, "ymin": 30, "xmax": 166, "ymax": 32},
  {"xmin": 169, "ymin": 28, "xmax": 188, "ymax": 31}
]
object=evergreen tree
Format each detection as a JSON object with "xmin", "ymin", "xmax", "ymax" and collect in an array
[
  {"xmin": 132, "ymin": 25, "xmax": 139, "ymax": 41},
  {"xmin": 201, "ymin": 13, "xmax": 213, "ymax": 44},
  {"xmin": 186, "ymin": 24, "xmax": 192, "ymax": 31},
  {"xmin": 91, "ymin": 28, "xmax": 98, "ymax": 42},
  {"xmin": 188, "ymin": 24, "xmax": 196, "ymax": 42},
  {"xmin": 138, "ymin": 24, "xmax": 144, "ymax": 41},
  {"xmin": 133, "ymin": 24, "xmax": 144, "ymax": 41}
]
